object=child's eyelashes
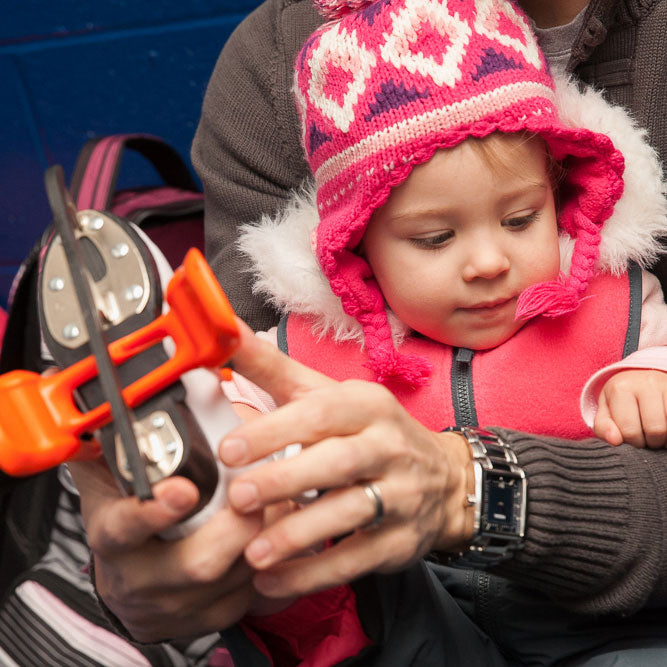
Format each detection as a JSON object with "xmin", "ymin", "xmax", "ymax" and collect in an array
[
  {"xmin": 409, "ymin": 231, "xmax": 454, "ymax": 249},
  {"xmin": 503, "ymin": 210, "xmax": 540, "ymax": 230},
  {"xmin": 407, "ymin": 211, "xmax": 540, "ymax": 249}
]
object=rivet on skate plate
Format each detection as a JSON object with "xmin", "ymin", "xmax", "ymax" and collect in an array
[
  {"xmin": 124, "ymin": 284, "xmax": 144, "ymax": 302},
  {"xmin": 62, "ymin": 323, "xmax": 81, "ymax": 340},
  {"xmin": 83, "ymin": 214, "xmax": 104, "ymax": 231},
  {"xmin": 111, "ymin": 243, "xmax": 130, "ymax": 258},
  {"xmin": 152, "ymin": 415, "xmax": 166, "ymax": 429}
]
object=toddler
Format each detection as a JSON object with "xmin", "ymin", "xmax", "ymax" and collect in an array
[{"xmin": 227, "ymin": 0, "xmax": 667, "ymax": 448}]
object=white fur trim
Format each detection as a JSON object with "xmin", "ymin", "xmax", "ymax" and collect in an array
[
  {"xmin": 237, "ymin": 188, "xmax": 406, "ymax": 343},
  {"xmin": 555, "ymin": 78, "xmax": 667, "ymax": 275},
  {"xmin": 239, "ymin": 76, "xmax": 667, "ymax": 338}
]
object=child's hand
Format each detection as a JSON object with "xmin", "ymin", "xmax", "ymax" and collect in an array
[{"xmin": 594, "ymin": 369, "xmax": 667, "ymax": 447}]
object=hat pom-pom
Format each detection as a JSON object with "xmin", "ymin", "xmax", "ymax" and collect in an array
[
  {"xmin": 515, "ymin": 273, "xmax": 581, "ymax": 320},
  {"xmin": 312, "ymin": 0, "xmax": 375, "ymax": 20}
]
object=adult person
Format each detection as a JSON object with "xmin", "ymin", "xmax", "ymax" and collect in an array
[
  {"xmin": 82, "ymin": 319, "xmax": 667, "ymax": 665},
  {"xmin": 79, "ymin": 0, "xmax": 667, "ymax": 662}
]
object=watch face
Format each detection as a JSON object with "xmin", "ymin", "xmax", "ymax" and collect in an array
[{"xmin": 483, "ymin": 471, "xmax": 523, "ymax": 536}]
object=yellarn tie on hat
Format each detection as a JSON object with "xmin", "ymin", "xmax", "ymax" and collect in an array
[{"xmin": 293, "ymin": 0, "xmax": 625, "ymax": 387}]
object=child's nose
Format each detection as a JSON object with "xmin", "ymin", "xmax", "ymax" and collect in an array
[{"xmin": 461, "ymin": 242, "xmax": 510, "ymax": 281}]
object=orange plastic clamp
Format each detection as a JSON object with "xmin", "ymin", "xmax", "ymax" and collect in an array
[{"xmin": 0, "ymin": 248, "xmax": 239, "ymax": 476}]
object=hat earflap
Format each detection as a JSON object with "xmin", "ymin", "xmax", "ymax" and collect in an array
[
  {"xmin": 330, "ymin": 250, "xmax": 432, "ymax": 387},
  {"xmin": 358, "ymin": 304, "xmax": 433, "ymax": 387}
]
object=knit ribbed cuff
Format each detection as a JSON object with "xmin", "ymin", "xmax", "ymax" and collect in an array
[{"xmin": 491, "ymin": 428, "xmax": 665, "ymax": 616}]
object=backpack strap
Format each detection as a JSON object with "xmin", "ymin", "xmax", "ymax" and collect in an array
[
  {"xmin": 622, "ymin": 261, "xmax": 643, "ymax": 358},
  {"xmin": 69, "ymin": 133, "xmax": 199, "ymax": 211},
  {"xmin": 0, "ymin": 240, "xmax": 44, "ymax": 375},
  {"xmin": 0, "ymin": 237, "xmax": 61, "ymax": 601}
]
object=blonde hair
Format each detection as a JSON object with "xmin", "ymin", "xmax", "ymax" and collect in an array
[{"xmin": 466, "ymin": 132, "xmax": 565, "ymax": 191}]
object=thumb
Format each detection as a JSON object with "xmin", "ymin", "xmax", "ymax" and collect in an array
[
  {"xmin": 81, "ymin": 475, "xmax": 200, "ymax": 555},
  {"xmin": 230, "ymin": 318, "xmax": 335, "ymax": 405}
]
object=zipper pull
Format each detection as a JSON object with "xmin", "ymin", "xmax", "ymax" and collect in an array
[{"xmin": 455, "ymin": 347, "xmax": 474, "ymax": 364}]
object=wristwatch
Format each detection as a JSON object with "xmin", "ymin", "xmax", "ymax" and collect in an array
[{"xmin": 445, "ymin": 426, "xmax": 526, "ymax": 568}]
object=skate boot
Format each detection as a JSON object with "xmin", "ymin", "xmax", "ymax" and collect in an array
[{"xmin": 0, "ymin": 165, "xmax": 242, "ymax": 536}]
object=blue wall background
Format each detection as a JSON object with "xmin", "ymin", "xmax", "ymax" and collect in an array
[{"xmin": 0, "ymin": 1, "xmax": 263, "ymax": 308}]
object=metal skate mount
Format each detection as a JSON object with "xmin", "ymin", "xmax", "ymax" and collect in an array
[
  {"xmin": 45, "ymin": 166, "xmax": 158, "ymax": 498},
  {"xmin": 42, "ymin": 194, "xmax": 188, "ymax": 491},
  {"xmin": 42, "ymin": 201, "xmax": 186, "ymax": 488},
  {"xmin": 0, "ymin": 166, "xmax": 238, "ymax": 490},
  {"xmin": 42, "ymin": 210, "xmax": 151, "ymax": 349}
]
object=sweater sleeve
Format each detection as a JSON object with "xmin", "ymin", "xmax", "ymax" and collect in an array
[
  {"xmin": 191, "ymin": 0, "xmax": 321, "ymax": 332},
  {"xmin": 579, "ymin": 270, "xmax": 667, "ymax": 427},
  {"xmin": 494, "ymin": 427, "xmax": 667, "ymax": 615}
]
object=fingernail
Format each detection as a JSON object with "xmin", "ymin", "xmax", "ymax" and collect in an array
[
  {"xmin": 157, "ymin": 487, "xmax": 193, "ymax": 514},
  {"xmin": 246, "ymin": 537, "xmax": 272, "ymax": 564},
  {"xmin": 221, "ymin": 437, "xmax": 247, "ymax": 464},
  {"xmin": 229, "ymin": 481, "xmax": 259, "ymax": 510}
]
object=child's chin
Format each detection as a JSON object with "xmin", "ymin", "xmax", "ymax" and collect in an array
[{"xmin": 446, "ymin": 322, "xmax": 526, "ymax": 351}]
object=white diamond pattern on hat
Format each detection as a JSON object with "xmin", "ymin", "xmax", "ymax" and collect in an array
[
  {"xmin": 380, "ymin": 0, "xmax": 472, "ymax": 87},
  {"xmin": 473, "ymin": 0, "xmax": 541, "ymax": 68},
  {"xmin": 308, "ymin": 25, "xmax": 377, "ymax": 132}
]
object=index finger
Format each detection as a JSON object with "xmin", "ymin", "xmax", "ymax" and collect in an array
[{"xmin": 230, "ymin": 318, "xmax": 335, "ymax": 406}]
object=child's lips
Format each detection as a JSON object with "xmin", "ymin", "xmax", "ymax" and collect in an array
[{"xmin": 461, "ymin": 296, "xmax": 515, "ymax": 315}]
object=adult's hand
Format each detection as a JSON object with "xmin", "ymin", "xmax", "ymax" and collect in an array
[
  {"xmin": 220, "ymin": 320, "xmax": 474, "ymax": 599},
  {"xmin": 68, "ymin": 457, "xmax": 262, "ymax": 642}
]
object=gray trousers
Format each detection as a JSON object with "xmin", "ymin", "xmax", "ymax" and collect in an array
[{"xmin": 223, "ymin": 560, "xmax": 667, "ymax": 666}]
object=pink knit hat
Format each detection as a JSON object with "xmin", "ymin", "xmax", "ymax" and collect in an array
[{"xmin": 295, "ymin": 0, "xmax": 625, "ymax": 387}]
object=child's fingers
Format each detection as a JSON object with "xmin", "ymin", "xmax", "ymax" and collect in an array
[
  {"xmin": 637, "ymin": 391, "xmax": 667, "ymax": 449},
  {"xmin": 594, "ymin": 392, "xmax": 623, "ymax": 446},
  {"xmin": 597, "ymin": 371, "xmax": 667, "ymax": 449},
  {"xmin": 603, "ymin": 388, "xmax": 647, "ymax": 447}
]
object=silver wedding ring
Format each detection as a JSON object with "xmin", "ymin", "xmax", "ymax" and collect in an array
[{"xmin": 362, "ymin": 482, "xmax": 384, "ymax": 529}]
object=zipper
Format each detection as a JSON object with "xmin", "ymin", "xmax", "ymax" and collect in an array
[
  {"xmin": 450, "ymin": 351, "xmax": 497, "ymax": 650},
  {"xmin": 473, "ymin": 569, "xmax": 495, "ymax": 639},
  {"xmin": 451, "ymin": 347, "xmax": 478, "ymax": 426}
]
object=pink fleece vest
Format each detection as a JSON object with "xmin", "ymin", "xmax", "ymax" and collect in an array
[{"xmin": 281, "ymin": 269, "xmax": 641, "ymax": 439}]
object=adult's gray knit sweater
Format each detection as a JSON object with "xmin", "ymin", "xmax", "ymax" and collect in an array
[{"xmin": 191, "ymin": 0, "xmax": 667, "ymax": 645}]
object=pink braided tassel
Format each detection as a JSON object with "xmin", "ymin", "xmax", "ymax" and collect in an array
[
  {"xmin": 515, "ymin": 273, "xmax": 581, "ymax": 320},
  {"xmin": 366, "ymin": 347, "xmax": 432, "ymax": 388},
  {"xmin": 357, "ymin": 304, "xmax": 432, "ymax": 387},
  {"xmin": 517, "ymin": 207, "xmax": 603, "ymax": 321}
]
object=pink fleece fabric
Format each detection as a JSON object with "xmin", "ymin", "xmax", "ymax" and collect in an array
[{"xmin": 224, "ymin": 271, "xmax": 667, "ymax": 441}]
